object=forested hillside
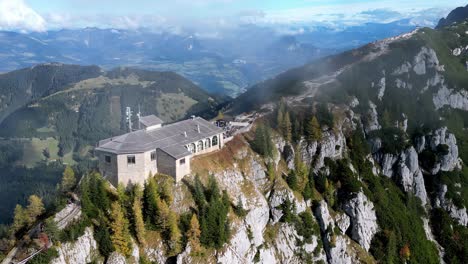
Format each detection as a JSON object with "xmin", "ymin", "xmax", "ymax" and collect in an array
[{"xmin": 0, "ymin": 64, "xmax": 224, "ymax": 224}]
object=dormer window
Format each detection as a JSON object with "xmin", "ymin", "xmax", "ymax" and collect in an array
[{"xmin": 150, "ymin": 151, "xmax": 156, "ymax": 161}]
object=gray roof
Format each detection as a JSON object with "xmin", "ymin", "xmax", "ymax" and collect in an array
[
  {"xmin": 96, "ymin": 117, "xmax": 223, "ymax": 159},
  {"xmin": 139, "ymin": 115, "xmax": 164, "ymax": 127}
]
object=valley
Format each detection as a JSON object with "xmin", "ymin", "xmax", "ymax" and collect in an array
[{"xmin": 0, "ymin": 2, "xmax": 468, "ymax": 264}]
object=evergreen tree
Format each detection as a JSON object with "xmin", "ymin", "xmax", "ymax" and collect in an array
[
  {"xmin": 292, "ymin": 118, "xmax": 302, "ymax": 142},
  {"xmin": 11, "ymin": 205, "xmax": 27, "ymax": 235},
  {"xmin": 159, "ymin": 180, "xmax": 174, "ymax": 204},
  {"xmin": 132, "ymin": 186, "xmax": 146, "ymax": 245},
  {"xmin": 287, "ymin": 170, "xmax": 298, "ymax": 191},
  {"xmin": 110, "ymin": 202, "xmax": 132, "ymax": 257},
  {"xmin": 187, "ymin": 214, "xmax": 202, "ymax": 253},
  {"xmin": 60, "ymin": 166, "xmax": 76, "ymax": 192},
  {"xmin": 143, "ymin": 177, "xmax": 160, "ymax": 228},
  {"xmin": 166, "ymin": 211, "xmax": 182, "ymax": 256},
  {"xmin": 283, "ymin": 112, "xmax": 292, "ymax": 142},
  {"xmin": 306, "ymin": 116, "xmax": 322, "ymax": 143},
  {"xmin": 276, "ymin": 107, "xmax": 284, "ymax": 130},
  {"xmin": 26, "ymin": 195, "xmax": 45, "ymax": 225}
]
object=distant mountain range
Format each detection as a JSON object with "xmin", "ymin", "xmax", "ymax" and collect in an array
[{"xmin": 0, "ymin": 21, "xmax": 419, "ymax": 97}]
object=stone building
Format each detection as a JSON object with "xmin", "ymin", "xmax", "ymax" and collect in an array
[{"xmin": 95, "ymin": 115, "xmax": 224, "ymax": 186}]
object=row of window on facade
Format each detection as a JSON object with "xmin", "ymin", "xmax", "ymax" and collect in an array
[{"xmin": 186, "ymin": 135, "xmax": 218, "ymax": 154}]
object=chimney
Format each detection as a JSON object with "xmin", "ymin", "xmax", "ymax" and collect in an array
[
  {"xmin": 197, "ymin": 125, "xmax": 200, "ymax": 133},
  {"xmin": 191, "ymin": 115, "xmax": 196, "ymax": 120},
  {"xmin": 184, "ymin": 131, "xmax": 187, "ymax": 137}
]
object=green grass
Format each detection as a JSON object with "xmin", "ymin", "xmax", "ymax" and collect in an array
[{"xmin": 21, "ymin": 137, "xmax": 60, "ymax": 167}]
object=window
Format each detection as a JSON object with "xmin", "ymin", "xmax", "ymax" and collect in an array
[
  {"xmin": 212, "ymin": 135, "xmax": 218, "ymax": 146},
  {"xmin": 105, "ymin": 155, "xmax": 111, "ymax": 163},
  {"xmin": 197, "ymin": 140, "xmax": 204, "ymax": 151},
  {"xmin": 191, "ymin": 143, "xmax": 196, "ymax": 153},
  {"xmin": 150, "ymin": 151, "xmax": 156, "ymax": 161},
  {"xmin": 127, "ymin": 155, "xmax": 136, "ymax": 165},
  {"xmin": 205, "ymin": 138, "xmax": 211, "ymax": 149},
  {"xmin": 180, "ymin": 158, "xmax": 186, "ymax": 165}
]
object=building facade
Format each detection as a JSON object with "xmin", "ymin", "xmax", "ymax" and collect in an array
[{"xmin": 95, "ymin": 115, "xmax": 224, "ymax": 186}]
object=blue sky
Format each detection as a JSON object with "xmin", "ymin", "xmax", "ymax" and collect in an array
[{"xmin": 0, "ymin": 0, "xmax": 466, "ymax": 32}]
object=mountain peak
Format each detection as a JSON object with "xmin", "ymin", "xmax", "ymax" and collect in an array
[{"xmin": 436, "ymin": 4, "xmax": 468, "ymax": 29}]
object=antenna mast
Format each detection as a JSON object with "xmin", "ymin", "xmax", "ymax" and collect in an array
[
  {"xmin": 137, "ymin": 105, "xmax": 141, "ymax": 130},
  {"xmin": 126, "ymin": 107, "xmax": 133, "ymax": 132}
]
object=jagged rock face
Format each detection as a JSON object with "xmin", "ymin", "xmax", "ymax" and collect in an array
[
  {"xmin": 314, "ymin": 200, "xmax": 335, "ymax": 231},
  {"xmin": 433, "ymin": 85, "xmax": 468, "ymax": 111},
  {"xmin": 314, "ymin": 200, "xmax": 366, "ymax": 264},
  {"xmin": 283, "ymin": 144, "xmax": 295, "ymax": 170},
  {"xmin": 145, "ymin": 239, "xmax": 167, "ymax": 264},
  {"xmin": 51, "ymin": 227, "xmax": 98, "ymax": 264},
  {"xmin": 413, "ymin": 47, "xmax": 440, "ymax": 75},
  {"xmin": 298, "ymin": 138, "xmax": 317, "ymax": 166},
  {"xmin": 436, "ymin": 185, "xmax": 468, "ymax": 226},
  {"xmin": 272, "ymin": 223, "xmax": 327, "ymax": 264},
  {"xmin": 364, "ymin": 101, "xmax": 381, "ymax": 134},
  {"xmin": 336, "ymin": 213, "xmax": 351, "ymax": 234},
  {"xmin": 313, "ymin": 130, "xmax": 346, "ymax": 172},
  {"xmin": 269, "ymin": 181, "xmax": 307, "ymax": 223},
  {"xmin": 430, "ymin": 127, "xmax": 462, "ymax": 172},
  {"xmin": 343, "ymin": 192, "xmax": 379, "ymax": 251},
  {"xmin": 415, "ymin": 135, "xmax": 426, "ymax": 153},
  {"xmin": 326, "ymin": 235, "xmax": 361, "ymax": 264},
  {"xmin": 374, "ymin": 153, "xmax": 398, "ymax": 177},
  {"xmin": 396, "ymin": 147, "xmax": 428, "ymax": 206},
  {"xmin": 106, "ymin": 252, "xmax": 126, "ymax": 264}
]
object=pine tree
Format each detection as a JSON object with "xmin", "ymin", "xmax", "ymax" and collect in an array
[
  {"xmin": 11, "ymin": 205, "xmax": 27, "ymax": 234},
  {"xmin": 187, "ymin": 214, "xmax": 202, "ymax": 253},
  {"xmin": 166, "ymin": 211, "xmax": 182, "ymax": 255},
  {"xmin": 132, "ymin": 186, "xmax": 146, "ymax": 245},
  {"xmin": 159, "ymin": 180, "xmax": 173, "ymax": 204},
  {"xmin": 276, "ymin": 108, "xmax": 284, "ymax": 130},
  {"xmin": 157, "ymin": 199, "xmax": 171, "ymax": 230},
  {"xmin": 110, "ymin": 202, "xmax": 132, "ymax": 257},
  {"xmin": 26, "ymin": 195, "xmax": 45, "ymax": 225},
  {"xmin": 143, "ymin": 177, "xmax": 160, "ymax": 228},
  {"xmin": 60, "ymin": 166, "xmax": 76, "ymax": 192},
  {"xmin": 306, "ymin": 116, "xmax": 322, "ymax": 143},
  {"xmin": 283, "ymin": 112, "xmax": 292, "ymax": 142}
]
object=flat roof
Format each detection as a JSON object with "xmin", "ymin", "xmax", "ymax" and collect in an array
[{"xmin": 96, "ymin": 117, "xmax": 223, "ymax": 158}]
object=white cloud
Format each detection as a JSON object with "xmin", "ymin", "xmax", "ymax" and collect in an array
[{"xmin": 0, "ymin": 0, "xmax": 46, "ymax": 32}]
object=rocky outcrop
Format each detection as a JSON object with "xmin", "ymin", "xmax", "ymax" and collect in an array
[
  {"xmin": 272, "ymin": 223, "xmax": 327, "ymax": 264},
  {"xmin": 413, "ymin": 47, "xmax": 440, "ymax": 75},
  {"xmin": 374, "ymin": 153, "xmax": 398, "ymax": 177},
  {"xmin": 298, "ymin": 138, "xmax": 317, "ymax": 166},
  {"xmin": 51, "ymin": 227, "xmax": 99, "ymax": 264},
  {"xmin": 106, "ymin": 252, "xmax": 126, "ymax": 264},
  {"xmin": 433, "ymin": 85, "xmax": 468, "ymax": 111},
  {"xmin": 364, "ymin": 101, "xmax": 381, "ymax": 134},
  {"xmin": 313, "ymin": 130, "xmax": 346, "ymax": 171},
  {"xmin": 283, "ymin": 144, "xmax": 295, "ymax": 170},
  {"xmin": 314, "ymin": 200, "xmax": 370, "ymax": 264},
  {"xmin": 396, "ymin": 147, "xmax": 428, "ymax": 206},
  {"xmin": 297, "ymin": 129, "xmax": 346, "ymax": 173},
  {"xmin": 435, "ymin": 185, "xmax": 468, "ymax": 226},
  {"xmin": 269, "ymin": 181, "xmax": 306, "ymax": 223},
  {"xmin": 429, "ymin": 127, "xmax": 462, "ymax": 172},
  {"xmin": 335, "ymin": 213, "xmax": 351, "ymax": 234},
  {"xmin": 343, "ymin": 192, "xmax": 378, "ymax": 251}
]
